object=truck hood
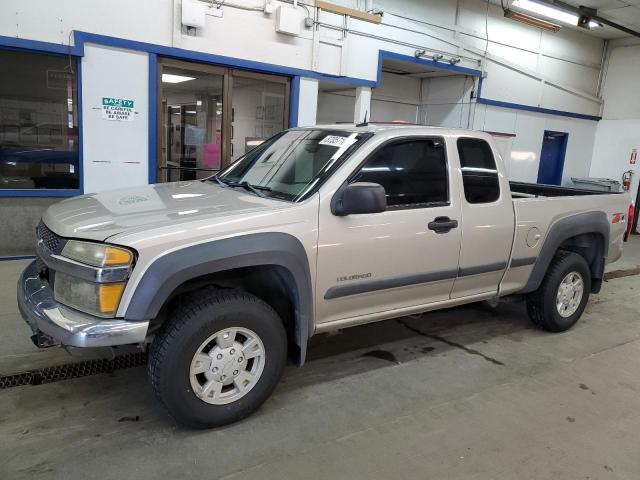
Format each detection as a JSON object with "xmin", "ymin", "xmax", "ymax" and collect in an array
[{"xmin": 42, "ymin": 181, "xmax": 291, "ymax": 241}]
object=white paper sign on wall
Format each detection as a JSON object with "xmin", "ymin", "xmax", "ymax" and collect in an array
[{"xmin": 102, "ymin": 97, "xmax": 135, "ymax": 121}]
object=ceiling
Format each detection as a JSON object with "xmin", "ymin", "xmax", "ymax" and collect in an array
[
  {"xmin": 381, "ymin": 58, "xmax": 470, "ymax": 78},
  {"xmin": 500, "ymin": 0, "xmax": 640, "ymax": 38},
  {"xmin": 564, "ymin": 0, "xmax": 640, "ymax": 37}
]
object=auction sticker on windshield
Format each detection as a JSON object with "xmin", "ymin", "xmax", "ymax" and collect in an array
[{"xmin": 319, "ymin": 135, "xmax": 348, "ymax": 147}]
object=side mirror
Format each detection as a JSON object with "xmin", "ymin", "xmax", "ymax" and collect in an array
[{"xmin": 332, "ymin": 182, "xmax": 387, "ymax": 216}]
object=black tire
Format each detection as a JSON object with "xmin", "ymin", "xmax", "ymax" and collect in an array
[
  {"xmin": 526, "ymin": 250, "xmax": 591, "ymax": 332},
  {"xmin": 148, "ymin": 288, "xmax": 287, "ymax": 428}
]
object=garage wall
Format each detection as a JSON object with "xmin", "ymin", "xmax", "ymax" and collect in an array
[
  {"xmin": 1, "ymin": 0, "xmax": 603, "ymax": 116},
  {"xmin": 589, "ymin": 41, "xmax": 640, "ymax": 222},
  {"xmin": 474, "ymin": 105, "xmax": 597, "ymax": 184},
  {"xmin": 81, "ymin": 44, "xmax": 150, "ymax": 193},
  {"xmin": 317, "ymin": 72, "xmax": 421, "ymax": 124}
]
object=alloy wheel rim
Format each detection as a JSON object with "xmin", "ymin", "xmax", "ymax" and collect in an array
[
  {"xmin": 189, "ymin": 327, "xmax": 266, "ymax": 405},
  {"xmin": 556, "ymin": 271, "xmax": 584, "ymax": 318}
]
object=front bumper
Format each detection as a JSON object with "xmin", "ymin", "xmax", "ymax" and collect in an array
[{"xmin": 18, "ymin": 261, "xmax": 149, "ymax": 348}]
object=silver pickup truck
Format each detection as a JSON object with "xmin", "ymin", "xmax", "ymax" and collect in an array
[{"xmin": 18, "ymin": 124, "xmax": 631, "ymax": 428}]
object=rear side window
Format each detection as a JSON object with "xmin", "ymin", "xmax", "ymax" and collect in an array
[
  {"xmin": 352, "ymin": 138, "xmax": 448, "ymax": 208},
  {"xmin": 457, "ymin": 138, "xmax": 500, "ymax": 204}
]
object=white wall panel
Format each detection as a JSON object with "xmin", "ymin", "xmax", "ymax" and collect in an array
[
  {"xmin": 296, "ymin": 77, "xmax": 319, "ymax": 127},
  {"xmin": 482, "ymin": 63, "xmax": 542, "ymax": 105},
  {"xmin": 590, "ymin": 43, "xmax": 640, "ymax": 227},
  {"xmin": 539, "ymin": 27, "xmax": 604, "ymax": 66},
  {"xmin": 81, "ymin": 45, "xmax": 149, "ymax": 193},
  {"xmin": 590, "ymin": 120, "xmax": 640, "ymax": 202},
  {"xmin": 538, "ymin": 56, "xmax": 599, "ymax": 94},
  {"xmin": 2, "ymin": 0, "xmax": 171, "ymax": 46},
  {"xmin": 317, "ymin": 92, "xmax": 355, "ymax": 124},
  {"xmin": 371, "ymin": 100, "xmax": 418, "ymax": 123},
  {"xmin": 601, "ymin": 45, "xmax": 640, "ymax": 120},
  {"xmin": 474, "ymin": 106, "xmax": 597, "ymax": 186}
]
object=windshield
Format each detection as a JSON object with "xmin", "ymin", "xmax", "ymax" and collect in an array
[{"xmin": 215, "ymin": 129, "xmax": 370, "ymax": 201}]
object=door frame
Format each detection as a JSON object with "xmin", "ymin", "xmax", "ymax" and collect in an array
[
  {"xmin": 537, "ymin": 130, "xmax": 569, "ymax": 185},
  {"xmin": 156, "ymin": 58, "xmax": 290, "ymax": 181}
]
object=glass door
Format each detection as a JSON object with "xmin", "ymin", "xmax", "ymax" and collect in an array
[
  {"xmin": 230, "ymin": 70, "xmax": 289, "ymax": 164},
  {"xmin": 158, "ymin": 59, "xmax": 227, "ymax": 182},
  {"xmin": 157, "ymin": 59, "xmax": 290, "ymax": 182}
]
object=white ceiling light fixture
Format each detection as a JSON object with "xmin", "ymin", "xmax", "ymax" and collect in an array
[
  {"xmin": 162, "ymin": 73, "xmax": 196, "ymax": 84},
  {"xmin": 511, "ymin": 0, "xmax": 600, "ymax": 29}
]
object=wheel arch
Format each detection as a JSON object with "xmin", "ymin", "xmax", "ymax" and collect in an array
[
  {"xmin": 521, "ymin": 211, "xmax": 609, "ymax": 294},
  {"xmin": 123, "ymin": 233, "xmax": 313, "ymax": 364}
]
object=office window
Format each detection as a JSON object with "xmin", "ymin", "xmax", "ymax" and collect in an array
[
  {"xmin": 0, "ymin": 50, "xmax": 79, "ymax": 190},
  {"xmin": 353, "ymin": 138, "xmax": 448, "ymax": 208},
  {"xmin": 457, "ymin": 138, "xmax": 500, "ymax": 204}
]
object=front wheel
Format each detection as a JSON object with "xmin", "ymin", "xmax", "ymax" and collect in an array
[
  {"xmin": 148, "ymin": 288, "xmax": 287, "ymax": 428},
  {"xmin": 526, "ymin": 251, "xmax": 591, "ymax": 332}
]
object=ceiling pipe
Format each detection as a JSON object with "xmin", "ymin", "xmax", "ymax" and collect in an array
[{"xmin": 533, "ymin": 0, "xmax": 640, "ymax": 38}]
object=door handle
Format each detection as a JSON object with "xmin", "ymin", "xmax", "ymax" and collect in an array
[{"xmin": 428, "ymin": 216, "xmax": 458, "ymax": 234}]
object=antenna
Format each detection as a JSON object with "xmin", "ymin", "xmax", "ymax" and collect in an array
[{"xmin": 356, "ymin": 111, "xmax": 368, "ymax": 127}]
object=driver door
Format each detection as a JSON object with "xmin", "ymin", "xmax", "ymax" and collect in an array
[{"xmin": 315, "ymin": 137, "xmax": 463, "ymax": 325}]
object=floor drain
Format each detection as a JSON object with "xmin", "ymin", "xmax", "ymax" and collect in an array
[{"xmin": 0, "ymin": 352, "xmax": 148, "ymax": 389}]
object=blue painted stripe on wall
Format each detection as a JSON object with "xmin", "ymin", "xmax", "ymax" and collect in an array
[
  {"xmin": 0, "ymin": 255, "xmax": 36, "ymax": 262},
  {"xmin": 0, "ymin": 35, "xmax": 82, "ymax": 56},
  {"xmin": 476, "ymin": 76, "xmax": 601, "ymax": 121},
  {"xmin": 289, "ymin": 76, "xmax": 301, "ymax": 128},
  {"xmin": 477, "ymin": 98, "xmax": 602, "ymax": 121},
  {"xmin": 76, "ymin": 56, "xmax": 85, "ymax": 194},
  {"xmin": 148, "ymin": 53, "xmax": 158, "ymax": 184},
  {"xmin": 0, "ymin": 190, "xmax": 80, "ymax": 197}
]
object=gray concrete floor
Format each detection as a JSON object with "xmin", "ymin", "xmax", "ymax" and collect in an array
[{"xmin": 2, "ymin": 238, "xmax": 640, "ymax": 479}]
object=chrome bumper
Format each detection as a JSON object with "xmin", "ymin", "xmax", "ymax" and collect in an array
[{"xmin": 17, "ymin": 261, "xmax": 149, "ymax": 348}]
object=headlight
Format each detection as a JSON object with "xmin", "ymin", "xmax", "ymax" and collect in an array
[
  {"xmin": 61, "ymin": 240, "xmax": 133, "ymax": 267},
  {"xmin": 54, "ymin": 272, "xmax": 125, "ymax": 317}
]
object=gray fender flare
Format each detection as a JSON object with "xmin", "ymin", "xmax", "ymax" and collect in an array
[
  {"xmin": 521, "ymin": 211, "xmax": 609, "ymax": 294},
  {"xmin": 124, "ymin": 233, "xmax": 313, "ymax": 362}
]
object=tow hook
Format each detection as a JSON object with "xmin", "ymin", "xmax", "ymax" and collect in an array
[{"xmin": 30, "ymin": 332, "xmax": 59, "ymax": 349}]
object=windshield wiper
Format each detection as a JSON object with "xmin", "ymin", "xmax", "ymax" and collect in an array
[
  {"xmin": 226, "ymin": 181, "xmax": 271, "ymax": 197},
  {"xmin": 212, "ymin": 175, "xmax": 227, "ymax": 187}
]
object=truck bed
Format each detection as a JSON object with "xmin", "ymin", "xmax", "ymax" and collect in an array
[
  {"xmin": 510, "ymin": 181, "xmax": 625, "ymax": 198},
  {"xmin": 499, "ymin": 181, "xmax": 630, "ymax": 297}
]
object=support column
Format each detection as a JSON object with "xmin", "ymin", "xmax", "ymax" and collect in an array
[
  {"xmin": 290, "ymin": 77, "xmax": 318, "ymax": 127},
  {"xmin": 354, "ymin": 86, "xmax": 371, "ymax": 123}
]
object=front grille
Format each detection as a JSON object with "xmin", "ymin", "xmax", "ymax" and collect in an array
[{"xmin": 37, "ymin": 221, "xmax": 65, "ymax": 254}]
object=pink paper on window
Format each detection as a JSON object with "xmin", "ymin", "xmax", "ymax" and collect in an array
[{"xmin": 203, "ymin": 143, "xmax": 221, "ymax": 168}]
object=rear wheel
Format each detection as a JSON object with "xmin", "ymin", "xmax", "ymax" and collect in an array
[
  {"xmin": 148, "ymin": 288, "xmax": 287, "ymax": 428},
  {"xmin": 526, "ymin": 251, "xmax": 591, "ymax": 332}
]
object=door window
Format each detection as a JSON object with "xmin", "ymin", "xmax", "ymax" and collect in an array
[
  {"xmin": 158, "ymin": 60, "xmax": 289, "ymax": 182},
  {"xmin": 0, "ymin": 50, "xmax": 79, "ymax": 190},
  {"xmin": 160, "ymin": 65, "xmax": 224, "ymax": 182},
  {"xmin": 230, "ymin": 74, "xmax": 287, "ymax": 163},
  {"xmin": 457, "ymin": 138, "xmax": 500, "ymax": 204},
  {"xmin": 352, "ymin": 138, "xmax": 448, "ymax": 208}
]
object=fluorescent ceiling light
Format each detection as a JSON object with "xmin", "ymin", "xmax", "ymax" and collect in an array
[
  {"xmin": 162, "ymin": 73, "xmax": 196, "ymax": 83},
  {"xmin": 511, "ymin": 0, "xmax": 599, "ymax": 28},
  {"xmin": 505, "ymin": 10, "xmax": 560, "ymax": 32}
]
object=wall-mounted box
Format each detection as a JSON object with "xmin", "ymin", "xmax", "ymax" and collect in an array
[
  {"xmin": 275, "ymin": 5, "xmax": 301, "ymax": 35},
  {"xmin": 182, "ymin": 0, "xmax": 206, "ymax": 29}
]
